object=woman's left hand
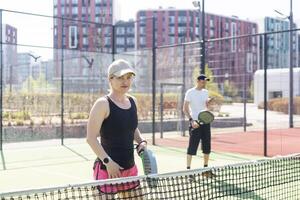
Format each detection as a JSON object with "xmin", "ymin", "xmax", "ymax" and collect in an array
[{"xmin": 137, "ymin": 140, "xmax": 147, "ymax": 155}]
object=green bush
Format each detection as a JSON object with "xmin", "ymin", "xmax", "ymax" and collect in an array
[
  {"xmin": 15, "ymin": 120, "xmax": 24, "ymax": 126},
  {"xmin": 3, "ymin": 111, "xmax": 9, "ymax": 119},
  {"xmin": 70, "ymin": 112, "xmax": 89, "ymax": 119}
]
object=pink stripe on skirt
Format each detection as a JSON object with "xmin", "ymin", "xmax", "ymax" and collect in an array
[{"xmin": 93, "ymin": 161, "xmax": 140, "ymax": 194}]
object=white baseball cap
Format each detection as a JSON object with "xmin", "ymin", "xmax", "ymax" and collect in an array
[{"xmin": 108, "ymin": 59, "xmax": 136, "ymax": 77}]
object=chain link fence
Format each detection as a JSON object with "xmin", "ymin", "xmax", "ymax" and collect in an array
[{"xmin": 1, "ymin": 9, "xmax": 300, "ymax": 156}]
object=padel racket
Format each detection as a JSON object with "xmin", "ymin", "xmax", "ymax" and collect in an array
[
  {"xmin": 196, "ymin": 110, "xmax": 214, "ymax": 125},
  {"xmin": 138, "ymin": 149, "xmax": 157, "ymax": 175},
  {"xmin": 138, "ymin": 149, "xmax": 158, "ymax": 188}
]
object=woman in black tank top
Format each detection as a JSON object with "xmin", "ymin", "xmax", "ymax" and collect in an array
[{"xmin": 86, "ymin": 59, "xmax": 147, "ymax": 197}]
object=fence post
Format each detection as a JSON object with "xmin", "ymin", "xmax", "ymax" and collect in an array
[
  {"xmin": 182, "ymin": 44, "xmax": 186, "ymax": 136},
  {"xmin": 112, "ymin": 24, "xmax": 115, "ymax": 61},
  {"xmin": 263, "ymin": 33, "xmax": 268, "ymax": 157},
  {"xmin": 289, "ymin": 0, "xmax": 294, "ymax": 128},
  {"xmin": 0, "ymin": 9, "xmax": 3, "ymax": 150},
  {"xmin": 61, "ymin": 17, "xmax": 65, "ymax": 145},
  {"xmin": 160, "ymin": 84, "xmax": 163, "ymax": 138},
  {"xmin": 243, "ymin": 52, "xmax": 247, "ymax": 132},
  {"xmin": 152, "ymin": 17, "xmax": 156, "ymax": 145}
]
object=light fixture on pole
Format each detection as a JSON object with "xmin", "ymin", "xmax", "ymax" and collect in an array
[
  {"xmin": 192, "ymin": 0, "xmax": 205, "ymax": 74},
  {"xmin": 274, "ymin": 0, "xmax": 294, "ymax": 128}
]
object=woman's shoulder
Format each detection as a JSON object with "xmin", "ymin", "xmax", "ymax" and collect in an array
[
  {"xmin": 126, "ymin": 94, "xmax": 137, "ymax": 102},
  {"xmin": 93, "ymin": 96, "xmax": 109, "ymax": 109}
]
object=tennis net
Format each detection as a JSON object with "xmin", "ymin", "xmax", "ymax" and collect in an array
[{"xmin": 1, "ymin": 154, "xmax": 299, "ymax": 199}]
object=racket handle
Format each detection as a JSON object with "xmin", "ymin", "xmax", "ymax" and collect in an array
[
  {"xmin": 195, "ymin": 120, "xmax": 203, "ymax": 126},
  {"xmin": 137, "ymin": 149, "xmax": 144, "ymax": 156}
]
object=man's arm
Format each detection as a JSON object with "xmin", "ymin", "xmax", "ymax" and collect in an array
[
  {"xmin": 183, "ymin": 100, "xmax": 200, "ymax": 129},
  {"xmin": 183, "ymin": 100, "xmax": 192, "ymax": 120},
  {"xmin": 206, "ymin": 97, "xmax": 215, "ymax": 111}
]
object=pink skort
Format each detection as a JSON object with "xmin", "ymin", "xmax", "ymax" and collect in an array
[{"xmin": 93, "ymin": 161, "xmax": 140, "ymax": 194}]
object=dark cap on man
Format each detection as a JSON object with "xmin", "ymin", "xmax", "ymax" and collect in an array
[{"xmin": 197, "ymin": 74, "xmax": 210, "ymax": 81}]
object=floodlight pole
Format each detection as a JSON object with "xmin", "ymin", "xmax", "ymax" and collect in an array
[
  {"xmin": 193, "ymin": 0, "xmax": 205, "ymax": 74},
  {"xmin": 201, "ymin": 0, "xmax": 205, "ymax": 74}
]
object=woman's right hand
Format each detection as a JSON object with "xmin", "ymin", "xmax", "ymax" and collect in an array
[{"xmin": 105, "ymin": 160, "xmax": 124, "ymax": 179}]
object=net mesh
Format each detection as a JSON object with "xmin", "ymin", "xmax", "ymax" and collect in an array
[{"xmin": 1, "ymin": 154, "xmax": 299, "ymax": 200}]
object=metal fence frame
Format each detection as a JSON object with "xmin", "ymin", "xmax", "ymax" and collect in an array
[{"xmin": 0, "ymin": 9, "xmax": 299, "ymax": 157}]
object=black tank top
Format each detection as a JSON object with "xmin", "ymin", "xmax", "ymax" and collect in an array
[{"xmin": 100, "ymin": 96, "xmax": 138, "ymax": 169}]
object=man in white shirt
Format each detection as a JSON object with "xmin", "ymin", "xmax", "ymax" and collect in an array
[{"xmin": 183, "ymin": 74, "xmax": 214, "ymax": 176}]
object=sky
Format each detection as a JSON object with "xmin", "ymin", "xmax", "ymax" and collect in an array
[
  {"xmin": 1, "ymin": 0, "xmax": 299, "ymax": 22},
  {"xmin": 1, "ymin": 0, "xmax": 300, "ymax": 60}
]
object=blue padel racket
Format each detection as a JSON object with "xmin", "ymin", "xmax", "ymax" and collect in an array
[
  {"xmin": 138, "ymin": 149, "xmax": 158, "ymax": 188},
  {"xmin": 196, "ymin": 110, "xmax": 215, "ymax": 125}
]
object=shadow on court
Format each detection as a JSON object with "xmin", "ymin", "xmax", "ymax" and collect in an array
[{"xmin": 209, "ymin": 179, "xmax": 264, "ymax": 199}]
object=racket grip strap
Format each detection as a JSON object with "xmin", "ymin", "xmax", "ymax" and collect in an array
[
  {"xmin": 138, "ymin": 140, "xmax": 147, "ymax": 146},
  {"xmin": 136, "ymin": 140, "xmax": 147, "ymax": 151}
]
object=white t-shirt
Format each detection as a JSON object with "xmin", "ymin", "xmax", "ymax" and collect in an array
[{"xmin": 184, "ymin": 87, "xmax": 209, "ymax": 120}]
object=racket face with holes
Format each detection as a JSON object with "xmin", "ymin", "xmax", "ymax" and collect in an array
[
  {"xmin": 198, "ymin": 111, "xmax": 214, "ymax": 124},
  {"xmin": 139, "ymin": 149, "xmax": 158, "ymax": 188},
  {"xmin": 140, "ymin": 149, "xmax": 157, "ymax": 175}
]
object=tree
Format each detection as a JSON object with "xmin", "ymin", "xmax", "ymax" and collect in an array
[
  {"xmin": 21, "ymin": 74, "xmax": 55, "ymax": 93},
  {"xmin": 249, "ymin": 80, "xmax": 254, "ymax": 100},
  {"xmin": 223, "ymin": 80, "xmax": 238, "ymax": 97},
  {"xmin": 204, "ymin": 64, "xmax": 219, "ymax": 93}
]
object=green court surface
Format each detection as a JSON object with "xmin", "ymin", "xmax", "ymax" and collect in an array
[{"xmin": 0, "ymin": 138, "xmax": 262, "ymax": 193}]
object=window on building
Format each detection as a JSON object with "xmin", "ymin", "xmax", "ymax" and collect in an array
[
  {"xmin": 169, "ymin": 36, "xmax": 175, "ymax": 44},
  {"xmin": 210, "ymin": 29, "xmax": 214, "ymax": 37},
  {"xmin": 225, "ymin": 22, "xmax": 229, "ymax": 30},
  {"xmin": 139, "ymin": 27, "xmax": 145, "ymax": 34},
  {"xmin": 169, "ymin": 16, "xmax": 175, "ymax": 24},
  {"xmin": 105, "ymin": 37, "xmax": 111, "ymax": 45},
  {"xmin": 117, "ymin": 37, "xmax": 125, "ymax": 45},
  {"xmin": 140, "ymin": 37, "xmax": 146, "ymax": 45},
  {"xmin": 210, "ymin": 19, "xmax": 214, "ymax": 27},
  {"xmin": 82, "ymin": 7, "xmax": 86, "ymax": 14},
  {"xmin": 83, "ymin": 27, "xmax": 87, "ymax": 35},
  {"xmin": 178, "ymin": 16, "xmax": 186, "ymax": 23},
  {"xmin": 127, "ymin": 37, "xmax": 134, "ymax": 45},
  {"xmin": 178, "ymin": 27, "xmax": 186, "ymax": 34},
  {"xmin": 169, "ymin": 26, "xmax": 175, "ymax": 34},
  {"xmin": 139, "ymin": 16, "xmax": 146, "ymax": 25},
  {"xmin": 231, "ymin": 22, "xmax": 237, "ymax": 52},
  {"xmin": 83, "ymin": 37, "xmax": 88, "ymax": 45},
  {"xmin": 127, "ymin": 27, "xmax": 134, "ymax": 34},
  {"xmin": 269, "ymin": 91, "xmax": 282, "ymax": 98},
  {"xmin": 72, "ymin": 7, "xmax": 78, "ymax": 15},
  {"xmin": 117, "ymin": 27, "xmax": 125, "ymax": 35},
  {"xmin": 69, "ymin": 26, "xmax": 78, "ymax": 48}
]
